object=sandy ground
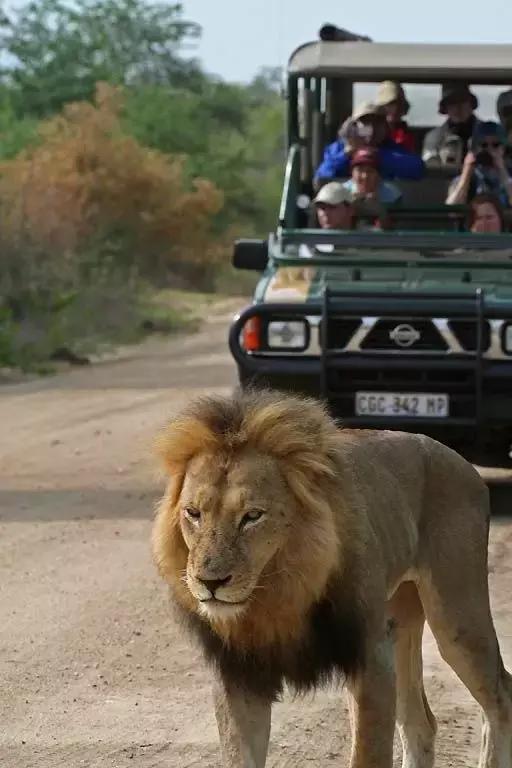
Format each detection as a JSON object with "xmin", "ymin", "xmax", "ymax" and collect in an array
[{"xmin": 1, "ymin": 302, "xmax": 512, "ymax": 768}]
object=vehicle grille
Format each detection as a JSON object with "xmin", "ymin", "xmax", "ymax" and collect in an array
[
  {"xmin": 325, "ymin": 317, "xmax": 361, "ymax": 349},
  {"xmin": 361, "ymin": 319, "xmax": 448, "ymax": 352},
  {"xmin": 328, "ymin": 367, "xmax": 475, "ymax": 391},
  {"xmin": 449, "ymin": 319, "xmax": 491, "ymax": 352},
  {"xmin": 320, "ymin": 315, "xmax": 494, "ymax": 356}
]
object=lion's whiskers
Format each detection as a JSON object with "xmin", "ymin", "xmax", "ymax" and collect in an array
[
  {"xmin": 246, "ymin": 592, "xmax": 271, "ymax": 613},
  {"xmin": 260, "ymin": 567, "xmax": 292, "ymax": 581}
]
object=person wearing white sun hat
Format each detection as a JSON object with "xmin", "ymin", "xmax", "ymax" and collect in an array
[
  {"xmin": 375, "ymin": 81, "xmax": 415, "ymax": 153},
  {"xmin": 313, "ymin": 182, "xmax": 355, "ymax": 229}
]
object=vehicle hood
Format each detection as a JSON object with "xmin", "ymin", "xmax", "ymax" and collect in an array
[{"xmin": 260, "ymin": 264, "xmax": 512, "ymax": 306}]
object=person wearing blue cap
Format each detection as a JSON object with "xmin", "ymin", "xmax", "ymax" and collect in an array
[{"xmin": 446, "ymin": 121, "xmax": 512, "ymax": 207}]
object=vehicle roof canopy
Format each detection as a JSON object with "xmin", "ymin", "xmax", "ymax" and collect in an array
[{"xmin": 288, "ymin": 42, "xmax": 512, "ymax": 83}]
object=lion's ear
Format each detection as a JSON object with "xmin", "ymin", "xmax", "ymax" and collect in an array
[
  {"xmin": 152, "ymin": 471, "xmax": 190, "ymax": 589},
  {"xmin": 166, "ymin": 468, "xmax": 186, "ymax": 510}
]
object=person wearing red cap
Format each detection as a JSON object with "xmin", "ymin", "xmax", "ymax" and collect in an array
[{"xmin": 341, "ymin": 147, "xmax": 402, "ymax": 205}]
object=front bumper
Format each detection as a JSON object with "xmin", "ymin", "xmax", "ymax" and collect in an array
[
  {"xmin": 234, "ymin": 353, "xmax": 512, "ymax": 428},
  {"xmin": 229, "ymin": 299, "xmax": 512, "ymax": 431}
]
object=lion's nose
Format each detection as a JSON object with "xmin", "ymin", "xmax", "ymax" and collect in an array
[{"xmin": 197, "ymin": 575, "xmax": 232, "ymax": 595}]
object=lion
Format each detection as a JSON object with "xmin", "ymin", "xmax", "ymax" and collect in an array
[{"xmin": 152, "ymin": 389, "xmax": 512, "ymax": 768}]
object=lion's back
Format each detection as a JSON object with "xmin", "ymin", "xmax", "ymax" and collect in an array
[
  {"xmin": 333, "ymin": 429, "xmax": 489, "ymax": 578},
  {"xmin": 337, "ymin": 428, "xmax": 484, "ymax": 506}
]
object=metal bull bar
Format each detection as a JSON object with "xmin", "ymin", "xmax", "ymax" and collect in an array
[{"xmin": 320, "ymin": 287, "xmax": 486, "ymax": 428}]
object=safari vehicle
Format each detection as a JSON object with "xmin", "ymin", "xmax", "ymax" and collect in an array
[{"xmin": 229, "ymin": 28, "xmax": 512, "ymax": 450}]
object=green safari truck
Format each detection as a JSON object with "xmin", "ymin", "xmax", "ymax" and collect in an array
[{"xmin": 229, "ymin": 28, "xmax": 512, "ymax": 451}]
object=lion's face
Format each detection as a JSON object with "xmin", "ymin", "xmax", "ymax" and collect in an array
[{"xmin": 179, "ymin": 449, "xmax": 296, "ymax": 621}]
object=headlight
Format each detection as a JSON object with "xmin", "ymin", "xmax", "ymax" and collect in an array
[
  {"xmin": 503, "ymin": 324, "xmax": 512, "ymax": 354},
  {"xmin": 267, "ymin": 319, "xmax": 308, "ymax": 350}
]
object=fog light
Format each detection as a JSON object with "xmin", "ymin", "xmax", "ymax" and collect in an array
[
  {"xmin": 267, "ymin": 320, "xmax": 307, "ymax": 350},
  {"xmin": 504, "ymin": 324, "xmax": 512, "ymax": 354}
]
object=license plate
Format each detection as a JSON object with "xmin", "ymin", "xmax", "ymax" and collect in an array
[{"xmin": 355, "ymin": 392, "xmax": 449, "ymax": 418}]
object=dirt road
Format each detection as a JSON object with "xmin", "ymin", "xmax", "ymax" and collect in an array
[{"xmin": 1, "ymin": 303, "xmax": 512, "ymax": 768}]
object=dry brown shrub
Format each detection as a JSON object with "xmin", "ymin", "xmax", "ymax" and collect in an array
[
  {"xmin": 0, "ymin": 84, "xmax": 227, "ymax": 366},
  {"xmin": 0, "ymin": 83, "xmax": 224, "ymax": 272}
]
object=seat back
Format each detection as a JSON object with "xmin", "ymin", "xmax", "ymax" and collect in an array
[
  {"xmin": 385, "ymin": 204, "xmax": 467, "ymax": 231},
  {"xmin": 399, "ymin": 166, "xmax": 458, "ymax": 207}
]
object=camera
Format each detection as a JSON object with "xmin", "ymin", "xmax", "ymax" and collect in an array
[
  {"xmin": 469, "ymin": 133, "xmax": 500, "ymax": 168},
  {"xmin": 355, "ymin": 121, "xmax": 374, "ymax": 144},
  {"xmin": 345, "ymin": 120, "xmax": 374, "ymax": 146},
  {"xmin": 439, "ymin": 135, "xmax": 463, "ymax": 166},
  {"xmin": 474, "ymin": 149, "xmax": 494, "ymax": 167}
]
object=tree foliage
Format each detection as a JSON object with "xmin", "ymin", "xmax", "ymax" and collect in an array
[
  {"xmin": 123, "ymin": 77, "xmax": 284, "ymax": 234},
  {"xmin": 2, "ymin": 0, "xmax": 202, "ymax": 116}
]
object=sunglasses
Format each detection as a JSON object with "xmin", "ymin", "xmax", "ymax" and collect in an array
[{"xmin": 480, "ymin": 141, "xmax": 502, "ymax": 149}]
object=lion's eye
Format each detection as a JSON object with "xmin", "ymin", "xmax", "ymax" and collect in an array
[
  {"xmin": 240, "ymin": 509, "xmax": 265, "ymax": 528},
  {"xmin": 184, "ymin": 506, "xmax": 201, "ymax": 524}
]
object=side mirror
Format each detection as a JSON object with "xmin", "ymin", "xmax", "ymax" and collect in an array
[{"xmin": 232, "ymin": 239, "xmax": 268, "ymax": 271}]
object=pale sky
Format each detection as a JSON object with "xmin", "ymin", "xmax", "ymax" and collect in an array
[{"xmin": 183, "ymin": 0, "xmax": 512, "ymax": 83}]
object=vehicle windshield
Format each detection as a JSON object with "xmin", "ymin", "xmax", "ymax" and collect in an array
[
  {"xmin": 353, "ymin": 83, "xmax": 503, "ymax": 126},
  {"xmin": 297, "ymin": 244, "xmax": 512, "ymax": 260},
  {"xmin": 281, "ymin": 230, "xmax": 512, "ymax": 262}
]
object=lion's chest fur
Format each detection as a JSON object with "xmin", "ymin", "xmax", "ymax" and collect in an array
[{"xmin": 179, "ymin": 586, "xmax": 365, "ymax": 701}]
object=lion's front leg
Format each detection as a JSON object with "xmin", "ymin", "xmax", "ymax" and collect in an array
[
  {"xmin": 346, "ymin": 632, "xmax": 396, "ymax": 768},
  {"xmin": 213, "ymin": 676, "xmax": 271, "ymax": 768}
]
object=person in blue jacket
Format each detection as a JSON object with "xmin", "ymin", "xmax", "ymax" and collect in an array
[{"xmin": 314, "ymin": 101, "xmax": 424, "ymax": 186}]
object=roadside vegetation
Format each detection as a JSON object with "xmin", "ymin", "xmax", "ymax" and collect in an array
[{"xmin": 0, "ymin": 0, "xmax": 283, "ymax": 369}]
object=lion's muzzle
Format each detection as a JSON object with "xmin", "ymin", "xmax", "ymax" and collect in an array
[{"xmin": 196, "ymin": 574, "xmax": 233, "ymax": 597}]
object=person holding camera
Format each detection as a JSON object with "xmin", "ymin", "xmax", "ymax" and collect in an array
[
  {"xmin": 314, "ymin": 101, "xmax": 424, "ymax": 186},
  {"xmin": 446, "ymin": 122, "xmax": 512, "ymax": 207}
]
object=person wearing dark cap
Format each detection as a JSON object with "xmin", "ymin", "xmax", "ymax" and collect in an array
[
  {"xmin": 375, "ymin": 81, "xmax": 416, "ymax": 153},
  {"xmin": 446, "ymin": 121, "xmax": 512, "ymax": 208},
  {"xmin": 423, "ymin": 83, "xmax": 481, "ymax": 167},
  {"xmin": 314, "ymin": 101, "xmax": 424, "ymax": 185}
]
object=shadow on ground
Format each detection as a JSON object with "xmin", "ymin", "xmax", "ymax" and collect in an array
[{"xmin": 0, "ymin": 487, "xmax": 159, "ymax": 523}]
